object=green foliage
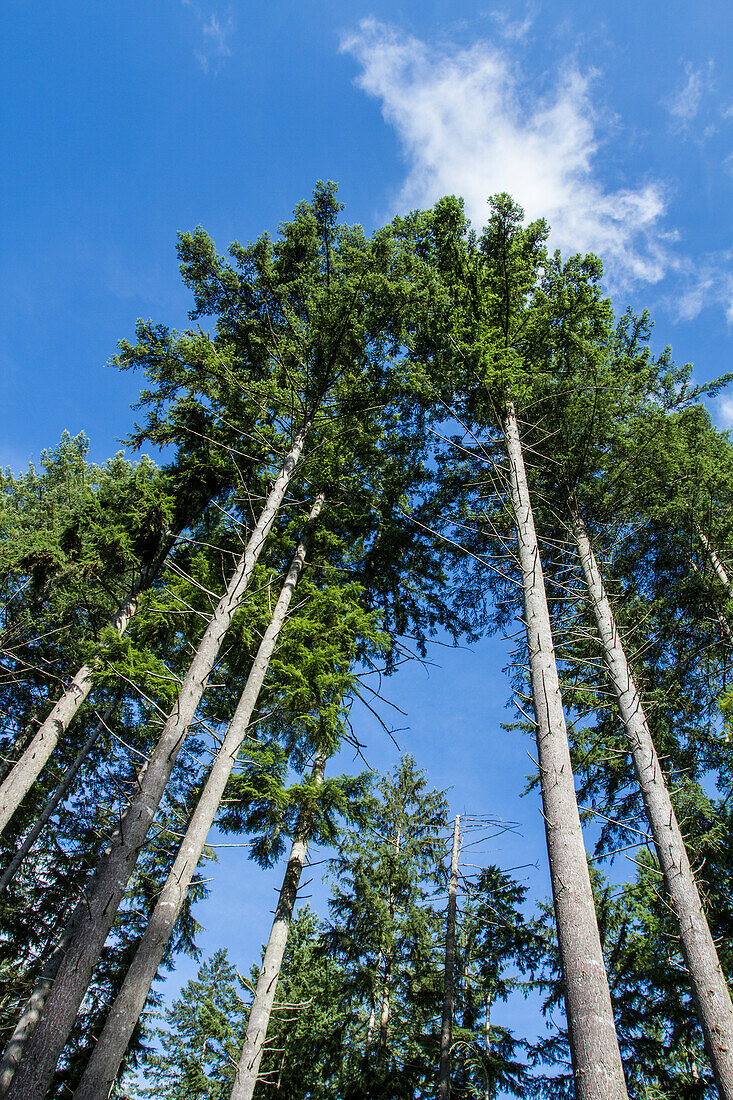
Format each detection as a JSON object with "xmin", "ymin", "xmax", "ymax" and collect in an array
[{"xmin": 136, "ymin": 949, "xmax": 248, "ymax": 1099}]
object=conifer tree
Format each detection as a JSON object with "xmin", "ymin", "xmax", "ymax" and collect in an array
[
  {"xmin": 402, "ymin": 194, "xmax": 628, "ymax": 1097},
  {"xmin": 4, "ymin": 184, "xmax": 421, "ymax": 1099}
]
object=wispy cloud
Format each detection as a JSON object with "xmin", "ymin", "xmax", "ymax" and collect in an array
[
  {"xmin": 664, "ymin": 60, "xmax": 715, "ymax": 133},
  {"xmin": 181, "ymin": 1, "xmax": 233, "ymax": 73},
  {"xmin": 341, "ymin": 20, "xmax": 671, "ymax": 289},
  {"xmin": 197, "ymin": 13, "xmax": 233, "ymax": 73},
  {"xmin": 672, "ymin": 252, "xmax": 733, "ymax": 324},
  {"xmin": 490, "ymin": 4, "xmax": 537, "ymax": 42}
]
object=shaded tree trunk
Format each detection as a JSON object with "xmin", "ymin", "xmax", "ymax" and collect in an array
[
  {"xmin": 3, "ymin": 424, "xmax": 311, "ymax": 1100},
  {"xmin": 697, "ymin": 525, "xmax": 733, "ymax": 597},
  {"xmin": 72, "ymin": 495, "xmax": 324, "ymax": 1100},
  {"xmin": 572, "ymin": 505, "xmax": 733, "ymax": 1098},
  {"xmin": 501, "ymin": 403, "xmax": 627, "ymax": 1100},
  {"xmin": 0, "ymin": 698, "xmax": 119, "ymax": 897},
  {"xmin": 439, "ymin": 814, "xmax": 460, "ymax": 1100},
  {"xmin": 230, "ymin": 751, "xmax": 328, "ymax": 1100},
  {"xmin": 365, "ymin": 951, "xmax": 383, "ymax": 1056},
  {"xmin": 0, "ymin": 929, "xmax": 72, "ymax": 1098},
  {"xmin": 484, "ymin": 994, "xmax": 491, "ymax": 1100},
  {"xmin": 376, "ymin": 955, "xmax": 392, "ymax": 1070}
]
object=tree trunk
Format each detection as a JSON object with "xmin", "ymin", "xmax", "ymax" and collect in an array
[
  {"xmin": 697, "ymin": 526, "xmax": 733, "ymax": 597},
  {"xmin": 0, "ymin": 535, "xmax": 174, "ymax": 836},
  {"xmin": 439, "ymin": 814, "xmax": 460, "ymax": 1100},
  {"xmin": 484, "ymin": 994, "xmax": 492, "ymax": 1100},
  {"xmin": 0, "ymin": 929, "xmax": 72, "ymax": 1098},
  {"xmin": 376, "ymin": 954, "xmax": 392, "ymax": 1070},
  {"xmin": 365, "ymin": 951, "xmax": 383, "ymax": 1056},
  {"xmin": 501, "ymin": 403, "xmax": 627, "ymax": 1100},
  {"xmin": 376, "ymin": 824, "xmax": 401, "ymax": 1073},
  {"xmin": 3, "ymin": 424, "xmax": 311, "ymax": 1100},
  {"xmin": 230, "ymin": 751, "xmax": 328, "ymax": 1100},
  {"xmin": 72, "ymin": 495, "xmax": 324, "ymax": 1100},
  {"xmin": 572, "ymin": 505, "xmax": 733, "ymax": 1097},
  {"xmin": 0, "ymin": 698, "xmax": 119, "ymax": 897}
]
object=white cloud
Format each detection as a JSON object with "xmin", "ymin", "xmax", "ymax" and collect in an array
[
  {"xmin": 181, "ymin": 2, "xmax": 233, "ymax": 73},
  {"xmin": 665, "ymin": 61, "xmax": 714, "ymax": 130},
  {"xmin": 341, "ymin": 20, "xmax": 672, "ymax": 289},
  {"xmin": 490, "ymin": 5, "xmax": 537, "ymax": 41},
  {"xmin": 670, "ymin": 253, "xmax": 733, "ymax": 325},
  {"xmin": 197, "ymin": 13, "xmax": 233, "ymax": 73},
  {"xmin": 717, "ymin": 394, "xmax": 733, "ymax": 429}
]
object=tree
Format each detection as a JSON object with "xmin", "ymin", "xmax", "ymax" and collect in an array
[
  {"xmin": 138, "ymin": 949, "xmax": 248, "ymax": 1100},
  {"xmin": 403, "ymin": 194, "xmax": 628, "ymax": 1097}
]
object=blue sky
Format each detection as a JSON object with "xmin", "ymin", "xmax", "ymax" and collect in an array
[{"xmin": 3, "ymin": 0, "xmax": 733, "ymax": 1082}]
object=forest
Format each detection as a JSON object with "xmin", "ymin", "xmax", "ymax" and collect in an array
[{"xmin": 2, "ymin": 182, "xmax": 733, "ymax": 1100}]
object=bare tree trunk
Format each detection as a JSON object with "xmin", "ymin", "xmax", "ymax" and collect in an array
[
  {"xmin": 0, "ymin": 932, "xmax": 70, "ymax": 1098},
  {"xmin": 501, "ymin": 403, "xmax": 627, "ymax": 1100},
  {"xmin": 697, "ymin": 526, "xmax": 733, "ymax": 597},
  {"xmin": 572, "ymin": 505, "xmax": 733, "ymax": 1098},
  {"xmin": 3, "ymin": 425, "xmax": 311, "ymax": 1100},
  {"xmin": 376, "ymin": 954, "xmax": 392, "ymax": 1070},
  {"xmin": 0, "ymin": 698, "xmax": 119, "ymax": 897},
  {"xmin": 0, "ymin": 535, "xmax": 174, "ymax": 836},
  {"xmin": 439, "ymin": 814, "xmax": 460, "ymax": 1100},
  {"xmin": 365, "ymin": 951, "xmax": 382, "ymax": 1056},
  {"xmin": 484, "ymin": 994, "xmax": 492, "ymax": 1100},
  {"xmin": 376, "ymin": 824, "xmax": 401, "ymax": 1074},
  {"xmin": 72, "ymin": 496, "xmax": 324, "ymax": 1100},
  {"xmin": 230, "ymin": 751, "xmax": 328, "ymax": 1100}
]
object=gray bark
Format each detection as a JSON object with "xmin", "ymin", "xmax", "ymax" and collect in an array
[
  {"xmin": 230, "ymin": 751, "xmax": 328, "ymax": 1100},
  {"xmin": 0, "ymin": 699, "xmax": 119, "ymax": 897},
  {"xmin": 365, "ymin": 951, "xmax": 383, "ymax": 1055},
  {"xmin": 3, "ymin": 424, "xmax": 310, "ymax": 1100},
  {"xmin": 572, "ymin": 506, "xmax": 733, "ymax": 1098},
  {"xmin": 0, "ymin": 538, "xmax": 173, "ymax": 836},
  {"xmin": 690, "ymin": 557, "xmax": 733, "ymax": 647},
  {"xmin": 501, "ymin": 403, "xmax": 627, "ymax": 1100},
  {"xmin": 376, "ymin": 824, "xmax": 401, "ymax": 1071},
  {"xmin": 697, "ymin": 526, "xmax": 733, "ymax": 597},
  {"xmin": 72, "ymin": 494, "xmax": 324, "ymax": 1100},
  {"xmin": 376, "ymin": 956, "xmax": 391, "ymax": 1069},
  {"xmin": 439, "ymin": 814, "xmax": 460, "ymax": 1100},
  {"xmin": 484, "ymin": 994, "xmax": 491, "ymax": 1100},
  {"xmin": 0, "ymin": 931, "xmax": 71, "ymax": 1097}
]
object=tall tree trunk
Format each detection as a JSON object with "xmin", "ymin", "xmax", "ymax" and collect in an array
[
  {"xmin": 0, "ymin": 534, "xmax": 175, "ymax": 836},
  {"xmin": 230, "ymin": 751, "xmax": 328, "ymax": 1100},
  {"xmin": 3, "ymin": 425, "xmax": 311, "ymax": 1100},
  {"xmin": 571, "ymin": 505, "xmax": 733, "ymax": 1097},
  {"xmin": 691, "ymin": 557, "xmax": 733, "ymax": 647},
  {"xmin": 0, "ymin": 698, "xmax": 119, "ymax": 897},
  {"xmin": 697, "ymin": 525, "xmax": 733, "ymax": 597},
  {"xmin": 501, "ymin": 403, "xmax": 627, "ymax": 1100},
  {"xmin": 376, "ymin": 824, "xmax": 401, "ymax": 1073},
  {"xmin": 376, "ymin": 954, "xmax": 392, "ymax": 1070},
  {"xmin": 0, "ymin": 931, "xmax": 70, "ymax": 1098},
  {"xmin": 484, "ymin": 994, "xmax": 492, "ymax": 1100},
  {"xmin": 439, "ymin": 814, "xmax": 460, "ymax": 1100},
  {"xmin": 365, "ymin": 950, "xmax": 383, "ymax": 1057},
  {"xmin": 72, "ymin": 496, "xmax": 324, "ymax": 1100}
]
